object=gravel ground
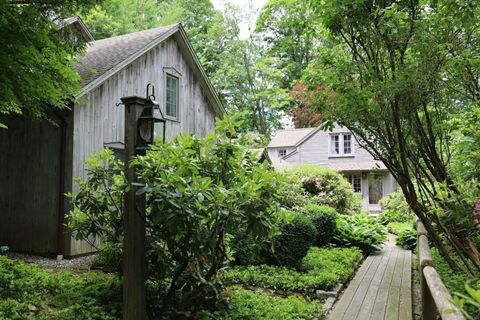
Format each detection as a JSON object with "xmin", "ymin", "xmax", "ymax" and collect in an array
[{"xmin": 7, "ymin": 252, "xmax": 98, "ymax": 271}]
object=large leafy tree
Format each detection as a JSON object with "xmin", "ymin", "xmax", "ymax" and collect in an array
[
  {"xmin": 256, "ymin": 0, "xmax": 321, "ymax": 88},
  {"xmin": 0, "ymin": 0, "xmax": 99, "ymax": 126},
  {"xmin": 306, "ymin": 0, "xmax": 480, "ymax": 271},
  {"xmin": 211, "ymin": 4, "xmax": 292, "ymax": 135},
  {"xmin": 79, "ymin": 0, "xmax": 168, "ymax": 40}
]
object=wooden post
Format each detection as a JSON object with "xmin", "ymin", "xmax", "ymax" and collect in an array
[
  {"xmin": 418, "ymin": 219, "xmax": 436, "ymax": 320},
  {"xmin": 122, "ymin": 96, "xmax": 147, "ymax": 320},
  {"xmin": 421, "ymin": 263, "xmax": 436, "ymax": 319}
]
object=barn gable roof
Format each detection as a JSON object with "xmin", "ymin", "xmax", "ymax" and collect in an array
[{"xmin": 75, "ymin": 24, "xmax": 225, "ymax": 116}]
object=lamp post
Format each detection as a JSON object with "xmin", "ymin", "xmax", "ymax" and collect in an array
[{"xmin": 122, "ymin": 84, "xmax": 165, "ymax": 320}]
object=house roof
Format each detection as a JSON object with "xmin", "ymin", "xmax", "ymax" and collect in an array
[
  {"xmin": 268, "ymin": 127, "xmax": 318, "ymax": 148},
  {"xmin": 327, "ymin": 161, "xmax": 387, "ymax": 172},
  {"xmin": 75, "ymin": 24, "xmax": 225, "ymax": 116}
]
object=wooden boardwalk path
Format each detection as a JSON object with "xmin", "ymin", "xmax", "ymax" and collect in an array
[{"xmin": 328, "ymin": 244, "xmax": 412, "ymax": 320}]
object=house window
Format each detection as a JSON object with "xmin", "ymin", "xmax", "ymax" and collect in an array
[
  {"xmin": 330, "ymin": 135, "xmax": 339, "ymax": 155},
  {"xmin": 346, "ymin": 174, "xmax": 362, "ymax": 193},
  {"xmin": 278, "ymin": 149, "xmax": 287, "ymax": 157},
  {"xmin": 166, "ymin": 74, "xmax": 179, "ymax": 118},
  {"xmin": 343, "ymin": 134, "xmax": 352, "ymax": 154},
  {"xmin": 329, "ymin": 133, "xmax": 354, "ymax": 156}
]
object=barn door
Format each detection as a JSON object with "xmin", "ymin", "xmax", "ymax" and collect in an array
[{"xmin": 0, "ymin": 116, "xmax": 61, "ymax": 254}]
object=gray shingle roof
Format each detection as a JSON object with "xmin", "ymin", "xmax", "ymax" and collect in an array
[
  {"xmin": 268, "ymin": 128, "xmax": 317, "ymax": 148},
  {"xmin": 76, "ymin": 25, "xmax": 178, "ymax": 87}
]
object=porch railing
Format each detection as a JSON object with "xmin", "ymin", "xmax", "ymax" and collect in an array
[{"xmin": 417, "ymin": 219, "xmax": 465, "ymax": 320}]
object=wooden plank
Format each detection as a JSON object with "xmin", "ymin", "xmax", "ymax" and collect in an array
[
  {"xmin": 354, "ymin": 248, "xmax": 392, "ymax": 320},
  {"xmin": 328, "ymin": 253, "xmax": 378, "ymax": 319},
  {"xmin": 370, "ymin": 247, "xmax": 400, "ymax": 320},
  {"xmin": 423, "ymin": 266, "xmax": 464, "ymax": 320},
  {"xmin": 385, "ymin": 248, "xmax": 406, "ymax": 320},
  {"xmin": 399, "ymin": 250, "xmax": 412, "ymax": 320},
  {"xmin": 418, "ymin": 235, "xmax": 434, "ymax": 268},
  {"xmin": 342, "ymin": 252, "xmax": 386, "ymax": 320}
]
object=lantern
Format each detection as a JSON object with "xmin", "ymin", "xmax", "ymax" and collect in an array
[{"xmin": 136, "ymin": 84, "xmax": 166, "ymax": 151}]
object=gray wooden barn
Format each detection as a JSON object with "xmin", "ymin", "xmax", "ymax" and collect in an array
[{"xmin": 0, "ymin": 22, "xmax": 225, "ymax": 256}]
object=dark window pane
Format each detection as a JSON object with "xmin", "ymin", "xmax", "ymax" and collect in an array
[{"xmin": 166, "ymin": 75, "xmax": 178, "ymax": 117}]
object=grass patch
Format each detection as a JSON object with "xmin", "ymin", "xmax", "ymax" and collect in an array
[
  {"xmin": 198, "ymin": 286, "xmax": 322, "ymax": 319},
  {"xmin": 223, "ymin": 247, "xmax": 362, "ymax": 293},
  {"xmin": 0, "ymin": 256, "xmax": 121, "ymax": 320},
  {"xmin": 386, "ymin": 222, "xmax": 411, "ymax": 235}
]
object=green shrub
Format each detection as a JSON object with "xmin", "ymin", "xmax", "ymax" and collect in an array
[
  {"xmin": 334, "ymin": 214, "xmax": 386, "ymax": 253},
  {"xmin": 230, "ymin": 231, "xmax": 267, "ymax": 266},
  {"xmin": 302, "ymin": 203, "xmax": 338, "ymax": 246},
  {"xmin": 378, "ymin": 190, "xmax": 414, "ymax": 224},
  {"xmin": 379, "ymin": 209, "xmax": 415, "ymax": 225},
  {"xmin": 223, "ymin": 247, "xmax": 362, "ymax": 293},
  {"xmin": 454, "ymin": 284, "xmax": 480, "ymax": 319},
  {"xmin": 277, "ymin": 176, "xmax": 311, "ymax": 209},
  {"xmin": 395, "ymin": 227, "xmax": 417, "ymax": 250},
  {"xmin": 284, "ymin": 164, "xmax": 362, "ymax": 214},
  {"xmin": 387, "ymin": 222, "xmax": 411, "ymax": 235},
  {"xmin": 198, "ymin": 287, "xmax": 322, "ymax": 319},
  {"xmin": 273, "ymin": 212, "xmax": 317, "ymax": 268}
]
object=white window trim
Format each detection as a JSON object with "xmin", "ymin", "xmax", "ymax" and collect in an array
[
  {"xmin": 278, "ymin": 149, "xmax": 287, "ymax": 157},
  {"xmin": 346, "ymin": 174, "xmax": 362, "ymax": 193},
  {"xmin": 163, "ymin": 68, "xmax": 182, "ymax": 121},
  {"xmin": 329, "ymin": 132, "xmax": 355, "ymax": 157}
]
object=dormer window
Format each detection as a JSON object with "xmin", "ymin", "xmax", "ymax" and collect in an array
[
  {"xmin": 331, "ymin": 134, "xmax": 340, "ymax": 155},
  {"xmin": 343, "ymin": 134, "xmax": 352, "ymax": 154},
  {"xmin": 278, "ymin": 149, "xmax": 287, "ymax": 157},
  {"xmin": 330, "ymin": 133, "xmax": 354, "ymax": 156}
]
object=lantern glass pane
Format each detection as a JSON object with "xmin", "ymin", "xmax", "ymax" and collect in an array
[
  {"xmin": 154, "ymin": 121, "xmax": 165, "ymax": 142},
  {"xmin": 138, "ymin": 120, "xmax": 153, "ymax": 144}
]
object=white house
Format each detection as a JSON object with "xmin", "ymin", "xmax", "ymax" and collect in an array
[{"xmin": 268, "ymin": 127, "xmax": 397, "ymax": 211}]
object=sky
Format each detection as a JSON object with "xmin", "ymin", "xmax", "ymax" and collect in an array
[{"xmin": 211, "ymin": 0, "xmax": 269, "ymax": 39}]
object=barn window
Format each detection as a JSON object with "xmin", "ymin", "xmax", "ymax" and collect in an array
[
  {"xmin": 278, "ymin": 149, "xmax": 287, "ymax": 157},
  {"xmin": 166, "ymin": 74, "xmax": 179, "ymax": 119}
]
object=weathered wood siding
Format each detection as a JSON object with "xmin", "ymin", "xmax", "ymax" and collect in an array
[
  {"xmin": 0, "ymin": 116, "xmax": 62, "ymax": 254},
  {"xmin": 70, "ymin": 36, "xmax": 217, "ymax": 255}
]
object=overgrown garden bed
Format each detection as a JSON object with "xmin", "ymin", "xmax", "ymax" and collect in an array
[{"xmin": 224, "ymin": 247, "xmax": 362, "ymax": 293}]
